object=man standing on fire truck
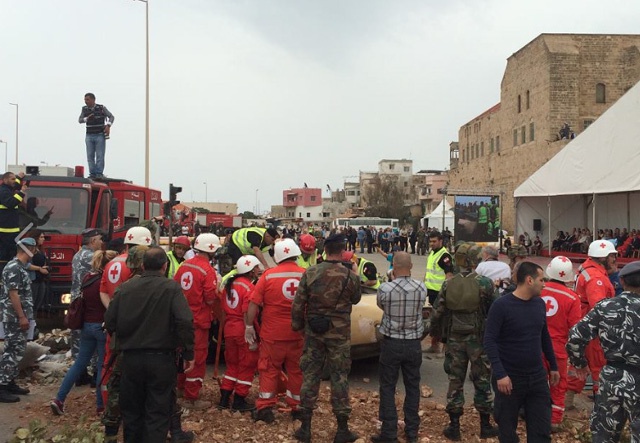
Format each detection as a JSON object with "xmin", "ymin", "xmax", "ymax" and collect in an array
[
  {"xmin": 78, "ymin": 93, "xmax": 115, "ymax": 179},
  {"xmin": 173, "ymin": 233, "xmax": 222, "ymax": 411}
]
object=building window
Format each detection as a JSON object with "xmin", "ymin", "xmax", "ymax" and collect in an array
[
  {"xmin": 403, "ymin": 166, "xmax": 410, "ymax": 172},
  {"xmin": 299, "ymin": 212, "xmax": 302, "ymax": 217},
  {"xmin": 496, "ymin": 136, "xmax": 500, "ymax": 151},
  {"xmin": 526, "ymin": 90, "xmax": 530, "ymax": 109},
  {"xmin": 404, "ymin": 194, "xmax": 409, "ymax": 200},
  {"xmin": 517, "ymin": 95, "xmax": 522, "ymax": 113},
  {"xmin": 481, "ymin": 141, "xmax": 484, "ymax": 157},
  {"xmin": 475, "ymin": 144, "xmax": 479, "ymax": 158},
  {"xmin": 474, "ymin": 123, "xmax": 477, "ymax": 133},
  {"xmin": 388, "ymin": 163, "xmax": 395, "ymax": 170},
  {"xmin": 306, "ymin": 212, "xmax": 311, "ymax": 218},
  {"xmin": 521, "ymin": 126, "xmax": 526, "ymax": 144},
  {"xmin": 310, "ymin": 195, "xmax": 316, "ymax": 202},
  {"xmin": 513, "ymin": 129, "xmax": 518, "ymax": 147},
  {"xmin": 346, "ymin": 190, "xmax": 355, "ymax": 196},
  {"xmin": 490, "ymin": 137, "xmax": 494, "ymax": 153},
  {"xmin": 323, "ymin": 212, "xmax": 330, "ymax": 218},
  {"xmin": 471, "ymin": 147, "xmax": 474, "ymax": 160},
  {"xmin": 478, "ymin": 121, "xmax": 481, "ymax": 131},
  {"xmin": 596, "ymin": 83, "xmax": 606, "ymax": 103},
  {"xmin": 529, "ymin": 122, "xmax": 535, "ymax": 141},
  {"xmin": 584, "ymin": 119, "xmax": 594, "ymax": 130},
  {"xmin": 403, "ymin": 181, "xmax": 408, "ymax": 187}
]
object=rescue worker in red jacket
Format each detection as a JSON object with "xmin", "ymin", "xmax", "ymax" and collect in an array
[
  {"xmin": 245, "ymin": 238, "xmax": 305, "ymax": 423},
  {"xmin": 174, "ymin": 233, "xmax": 221, "ymax": 410},
  {"xmin": 566, "ymin": 240, "xmax": 617, "ymax": 408},
  {"xmin": 218, "ymin": 255, "xmax": 262, "ymax": 412},
  {"xmin": 541, "ymin": 256, "xmax": 582, "ymax": 431},
  {"xmin": 99, "ymin": 226, "xmax": 152, "ymax": 440}
]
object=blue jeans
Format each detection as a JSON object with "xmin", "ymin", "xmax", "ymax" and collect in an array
[
  {"xmin": 56, "ymin": 322, "xmax": 106, "ymax": 409},
  {"xmin": 378, "ymin": 337, "xmax": 422, "ymax": 439},
  {"xmin": 85, "ymin": 133, "xmax": 106, "ymax": 176}
]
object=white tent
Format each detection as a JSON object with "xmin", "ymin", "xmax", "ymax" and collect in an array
[
  {"xmin": 421, "ymin": 199, "xmax": 455, "ymax": 235},
  {"xmin": 514, "ymin": 80, "xmax": 640, "ymax": 249}
]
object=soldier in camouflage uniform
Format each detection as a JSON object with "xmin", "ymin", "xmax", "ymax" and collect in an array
[
  {"xmin": 429, "ymin": 242, "xmax": 499, "ymax": 440},
  {"xmin": 291, "ymin": 233, "xmax": 361, "ymax": 443},
  {"xmin": 0, "ymin": 237, "xmax": 36, "ymax": 403},
  {"xmin": 567, "ymin": 260, "xmax": 640, "ymax": 443}
]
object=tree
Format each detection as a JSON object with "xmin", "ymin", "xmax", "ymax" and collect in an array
[
  {"xmin": 362, "ymin": 176, "xmax": 405, "ymax": 219},
  {"xmin": 241, "ymin": 211, "xmax": 257, "ymax": 220}
]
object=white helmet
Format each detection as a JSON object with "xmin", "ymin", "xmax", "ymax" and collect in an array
[
  {"xmin": 273, "ymin": 238, "xmax": 301, "ymax": 264},
  {"xmin": 587, "ymin": 240, "xmax": 617, "ymax": 258},
  {"xmin": 125, "ymin": 226, "xmax": 152, "ymax": 246},
  {"xmin": 545, "ymin": 256, "xmax": 574, "ymax": 282},
  {"xmin": 236, "ymin": 255, "xmax": 261, "ymax": 274},
  {"xmin": 194, "ymin": 233, "xmax": 221, "ymax": 253}
]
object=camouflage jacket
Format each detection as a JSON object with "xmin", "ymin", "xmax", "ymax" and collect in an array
[
  {"xmin": 1, "ymin": 258, "xmax": 34, "ymax": 322},
  {"xmin": 567, "ymin": 291, "xmax": 640, "ymax": 369},
  {"xmin": 429, "ymin": 271, "xmax": 497, "ymax": 340},
  {"xmin": 292, "ymin": 261, "xmax": 361, "ymax": 340},
  {"xmin": 71, "ymin": 246, "xmax": 94, "ymax": 300}
]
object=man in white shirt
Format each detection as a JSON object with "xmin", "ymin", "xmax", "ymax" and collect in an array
[{"xmin": 475, "ymin": 246, "xmax": 511, "ymax": 284}]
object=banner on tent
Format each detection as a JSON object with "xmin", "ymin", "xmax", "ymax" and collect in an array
[{"xmin": 454, "ymin": 195, "xmax": 501, "ymax": 242}]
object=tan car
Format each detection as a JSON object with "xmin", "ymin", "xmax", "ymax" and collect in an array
[{"xmin": 350, "ymin": 288, "xmax": 384, "ymax": 360}]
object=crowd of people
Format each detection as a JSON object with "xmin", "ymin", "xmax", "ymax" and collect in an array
[{"xmin": 551, "ymin": 226, "xmax": 640, "ymax": 258}]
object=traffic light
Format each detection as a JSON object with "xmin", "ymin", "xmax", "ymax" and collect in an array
[{"xmin": 169, "ymin": 183, "xmax": 182, "ymax": 206}]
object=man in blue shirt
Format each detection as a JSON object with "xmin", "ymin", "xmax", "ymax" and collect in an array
[{"xmin": 483, "ymin": 261, "xmax": 559, "ymax": 443}]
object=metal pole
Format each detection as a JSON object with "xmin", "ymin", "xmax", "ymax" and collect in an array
[
  {"xmin": 203, "ymin": 182, "xmax": 207, "ymax": 202},
  {"xmin": 0, "ymin": 141, "xmax": 7, "ymax": 171},
  {"xmin": 144, "ymin": 0, "xmax": 150, "ymax": 187},
  {"xmin": 547, "ymin": 196, "xmax": 551, "ymax": 255},
  {"xmin": 9, "ymin": 103, "xmax": 18, "ymax": 164}
]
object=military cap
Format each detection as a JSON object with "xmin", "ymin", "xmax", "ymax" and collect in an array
[
  {"xmin": 325, "ymin": 233, "xmax": 346, "ymax": 245},
  {"xmin": 82, "ymin": 228, "xmax": 105, "ymax": 238},
  {"xmin": 619, "ymin": 261, "xmax": 640, "ymax": 278},
  {"xmin": 17, "ymin": 237, "xmax": 36, "ymax": 246}
]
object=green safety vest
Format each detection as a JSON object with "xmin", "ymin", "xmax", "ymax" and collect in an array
[
  {"xmin": 166, "ymin": 251, "xmax": 182, "ymax": 279},
  {"xmin": 425, "ymin": 247, "xmax": 447, "ymax": 291},
  {"xmin": 358, "ymin": 258, "xmax": 380, "ymax": 290},
  {"xmin": 296, "ymin": 251, "xmax": 317, "ymax": 269},
  {"xmin": 478, "ymin": 206, "xmax": 488, "ymax": 224},
  {"xmin": 231, "ymin": 228, "xmax": 270, "ymax": 255}
]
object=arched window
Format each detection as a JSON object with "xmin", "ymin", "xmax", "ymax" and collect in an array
[
  {"xmin": 596, "ymin": 83, "xmax": 606, "ymax": 103},
  {"xmin": 526, "ymin": 90, "xmax": 530, "ymax": 109},
  {"xmin": 517, "ymin": 95, "xmax": 522, "ymax": 113}
]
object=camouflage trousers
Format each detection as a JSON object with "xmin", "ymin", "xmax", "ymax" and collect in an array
[
  {"xmin": 443, "ymin": 335, "xmax": 493, "ymax": 414},
  {"xmin": 102, "ymin": 352, "xmax": 123, "ymax": 428},
  {"xmin": 591, "ymin": 365, "xmax": 640, "ymax": 443},
  {"xmin": 300, "ymin": 335, "xmax": 352, "ymax": 416},
  {"xmin": 0, "ymin": 321, "xmax": 27, "ymax": 385}
]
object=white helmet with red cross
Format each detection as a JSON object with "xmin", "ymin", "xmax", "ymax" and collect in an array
[
  {"xmin": 273, "ymin": 238, "xmax": 301, "ymax": 264},
  {"xmin": 236, "ymin": 255, "xmax": 261, "ymax": 274},
  {"xmin": 194, "ymin": 233, "xmax": 221, "ymax": 253},
  {"xmin": 587, "ymin": 240, "xmax": 617, "ymax": 258},
  {"xmin": 545, "ymin": 256, "xmax": 574, "ymax": 282},
  {"xmin": 125, "ymin": 226, "xmax": 152, "ymax": 246}
]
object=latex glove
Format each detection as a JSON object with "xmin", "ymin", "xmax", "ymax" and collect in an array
[{"xmin": 245, "ymin": 325, "xmax": 257, "ymax": 345}]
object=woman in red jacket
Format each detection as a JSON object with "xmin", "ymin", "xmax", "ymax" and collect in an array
[{"xmin": 218, "ymin": 255, "xmax": 262, "ymax": 412}]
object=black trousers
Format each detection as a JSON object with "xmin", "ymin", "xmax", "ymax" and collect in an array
[
  {"xmin": 121, "ymin": 352, "xmax": 177, "ymax": 443},
  {"xmin": 492, "ymin": 369, "xmax": 551, "ymax": 443},
  {"xmin": 0, "ymin": 232, "xmax": 17, "ymax": 272},
  {"xmin": 378, "ymin": 337, "xmax": 422, "ymax": 440}
]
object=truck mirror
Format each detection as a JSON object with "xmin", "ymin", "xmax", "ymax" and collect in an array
[{"xmin": 110, "ymin": 199, "xmax": 118, "ymax": 220}]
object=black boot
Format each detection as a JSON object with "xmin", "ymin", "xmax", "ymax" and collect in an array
[
  {"xmin": 104, "ymin": 425, "xmax": 119, "ymax": 443},
  {"xmin": 443, "ymin": 412, "xmax": 461, "ymax": 441},
  {"xmin": 0, "ymin": 385, "xmax": 19, "ymax": 403},
  {"xmin": 169, "ymin": 409, "xmax": 194, "ymax": 443},
  {"xmin": 217, "ymin": 389, "xmax": 232, "ymax": 410},
  {"xmin": 231, "ymin": 395, "xmax": 256, "ymax": 412},
  {"xmin": 253, "ymin": 407, "xmax": 275, "ymax": 423},
  {"xmin": 479, "ymin": 413, "xmax": 499, "ymax": 439},
  {"xmin": 333, "ymin": 415, "xmax": 358, "ymax": 443},
  {"xmin": 6, "ymin": 380, "xmax": 29, "ymax": 395},
  {"xmin": 293, "ymin": 410, "xmax": 312, "ymax": 443}
]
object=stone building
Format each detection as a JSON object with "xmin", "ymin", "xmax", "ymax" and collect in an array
[{"xmin": 448, "ymin": 33, "xmax": 640, "ymax": 232}]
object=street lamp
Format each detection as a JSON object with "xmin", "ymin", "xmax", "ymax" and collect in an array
[
  {"xmin": 9, "ymin": 103, "xmax": 18, "ymax": 164},
  {"xmin": 255, "ymin": 189, "xmax": 259, "ymax": 215},
  {"xmin": 0, "ymin": 140, "xmax": 7, "ymax": 171},
  {"xmin": 203, "ymin": 181, "xmax": 208, "ymax": 202},
  {"xmin": 133, "ymin": 0, "xmax": 150, "ymax": 187}
]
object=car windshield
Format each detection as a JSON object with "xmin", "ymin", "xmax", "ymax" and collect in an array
[{"xmin": 20, "ymin": 187, "xmax": 89, "ymax": 234}]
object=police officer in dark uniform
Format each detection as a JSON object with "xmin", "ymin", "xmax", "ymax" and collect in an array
[
  {"xmin": 291, "ymin": 233, "xmax": 362, "ymax": 443},
  {"xmin": 0, "ymin": 237, "xmax": 36, "ymax": 402},
  {"xmin": 567, "ymin": 260, "xmax": 640, "ymax": 442},
  {"xmin": 79, "ymin": 93, "xmax": 115, "ymax": 179},
  {"xmin": 429, "ymin": 243, "xmax": 499, "ymax": 440},
  {"xmin": 0, "ymin": 171, "xmax": 27, "ymax": 274}
]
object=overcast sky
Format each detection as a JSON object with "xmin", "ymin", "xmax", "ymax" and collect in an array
[{"xmin": 2, "ymin": 0, "xmax": 639, "ymax": 213}]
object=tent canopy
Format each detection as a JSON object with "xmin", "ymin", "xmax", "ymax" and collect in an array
[
  {"xmin": 515, "ymin": 80, "xmax": 640, "ymax": 198},
  {"xmin": 421, "ymin": 199, "xmax": 455, "ymax": 233}
]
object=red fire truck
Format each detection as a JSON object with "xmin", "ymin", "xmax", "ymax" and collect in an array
[{"xmin": 10, "ymin": 165, "xmax": 161, "ymax": 311}]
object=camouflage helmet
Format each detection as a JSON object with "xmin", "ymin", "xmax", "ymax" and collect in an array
[
  {"xmin": 508, "ymin": 244, "xmax": 529, "ymax": 260},
  {"xmin": 454, "ymin": 242, "xmax": 481, "ymax": 268},
  {"xmin": 126, "ymin": 245, "xmax": 150, "ymax": 271}
]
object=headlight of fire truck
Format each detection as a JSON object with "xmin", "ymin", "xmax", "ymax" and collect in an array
[{"xmin": 60, "ymin": 293, "xmax": 71, "ymax": 305}]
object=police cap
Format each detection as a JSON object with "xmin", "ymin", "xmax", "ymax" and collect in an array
[
  {"xmin": 17, "ymin": 237, "xmax": 36, "ymax": 247},
  {"xmin": 325, "ymin": 233, "xmax": 346, "ymax": 245},
  {"xmin": 619, "ymin": 261, "xmax": 640, "ymax": 278},
  {"xmin": 82, "ymin": 228, "xmax": 105, "ymax": 238}
]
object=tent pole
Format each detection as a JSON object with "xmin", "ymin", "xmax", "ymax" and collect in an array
[
  {"xmin": 548, "ymin": 196, "xmax": 551, "ymax": 255},
  {"xmin": 592, "ymin": 193, "xmax": 596, "ymax": 239}
]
